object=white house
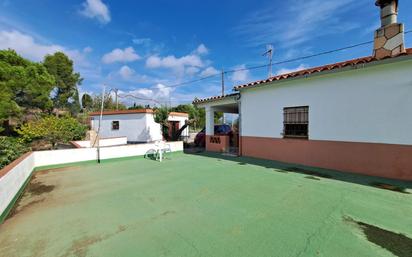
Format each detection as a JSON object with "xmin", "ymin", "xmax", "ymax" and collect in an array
[
  {"xmin": 89, "ymin": 109, "xmax": 189, "ymax": 143},
  {"xmin": 195, "ymin": 0, "xmax": 412, "ymax": 181}
]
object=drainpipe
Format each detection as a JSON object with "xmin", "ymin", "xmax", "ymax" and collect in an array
[{"xmin": 236, "ymin": 94, "xmax": 242, "ymax": 157}]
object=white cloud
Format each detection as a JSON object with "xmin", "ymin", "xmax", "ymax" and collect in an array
[
  {"xmin": 119, "ymin": 83, "xmax": 174, "ymax": 106},
  {"xmin": 235, "ymin": 0, "xmax": 363, "ymax": 47},
  {"xmin": 83, "ymin": 46, "xmax": 93, "ymax": 53},
  {"xmin": 102, "ymin": 47, "xmax": 141, "ymax": 64},
  {"xmin": 132, "ymin": 38, "xmax": 152, "ymax": 46},
  {"xmin": 0, "ymin": 30, "xmax": 89, "ymax": 67},
  {"xmin": 146, "ymin": 54, "xmax": 203, "ymax": 72},
  {"xmin": 276, "ymin": 64, "xmax": 308, "ymax": 75},
  {"xmin": 194, "ymin": 44, "xmax": 209, "ymax": 55},
  {"xmin": 230, "ymin": 64, "xmax": 250, "ymax": 83},
  {"xmin": 185, "ymin": 66, "xmax": 200, "ymax": 75},
  {"xmin": 118, "ymin": 65, "xmax": 135, "ymax": 80},
  {"xmin": 200, "ymin": 66, "xmax": 219, "ymax": 77},
  {"xmin": 80, "ymin": 0, "xmax": 111, "ymax": 24}
]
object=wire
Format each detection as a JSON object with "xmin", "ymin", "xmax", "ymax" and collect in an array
[
  {"xmin": 118, "ymin": 94, "xmax": 161, "ymax": 104},
  {"xmin": 154, "ymin": 29, "xmax": 412, "ymax": 89}
]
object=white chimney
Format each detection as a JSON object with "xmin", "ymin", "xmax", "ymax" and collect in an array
[{"xmin": 373, "ymin": 0, "xmax": 405, "ymax": 59}]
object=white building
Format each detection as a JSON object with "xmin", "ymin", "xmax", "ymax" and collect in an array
[
  {"xmin": 89, "ymin": 109, "xmax": 189, "ymax": 143},
  {"xmin": 195, "ymin": 0, "xmax": 412, "ymax": 181}
]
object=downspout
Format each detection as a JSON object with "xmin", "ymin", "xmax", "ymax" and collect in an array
[{"xmin": 236, "ymin": 93, "xmax": 242, "ymax": 156}]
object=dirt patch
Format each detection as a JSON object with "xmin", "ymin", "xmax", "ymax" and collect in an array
[
  {"xmin": 345, "ymin": 216, "xmax": 412, "ymax": 257},
  {"xmin": 283, "ymin": 167, "xmax": 332, "ymax": 179},
  {"xmin": 369, "ymin": 182, "xmax": 410, "ymax": 194},
  {"xmin": 7, "ymin": 199, "xmax": 45, "ymax": 220},
  {"xmin": 27, "ymin": 181, "xmax": 55, "ymax": 196},
  {"xmin": 304, "ymin": 176, "xmax": 321, "ymax": 181},
  {"xmin": 36, "ymin": 166, "xmax": 81, "ymax": 175}
]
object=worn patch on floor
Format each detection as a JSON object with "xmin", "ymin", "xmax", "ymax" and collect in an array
[
  {"xmin": 344, "ymin": 216, "xmax": 412, "ymax": 257},
  {"xmin": 369, "ymin": 182, "xmax": 410, "ymax": 194},
  {"xmin": 284, "ymin": 167, "xmax": 332, "ymax": 178}
]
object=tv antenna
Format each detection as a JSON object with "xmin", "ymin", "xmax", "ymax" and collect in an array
[{"xmin": 262, "ymin": 44, "xmax": 274, "ymax": 78}]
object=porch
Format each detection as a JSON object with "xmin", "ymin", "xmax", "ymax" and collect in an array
[{"xmin": 194, "ymin": 93, "xmax": 240, "ymax": 155}]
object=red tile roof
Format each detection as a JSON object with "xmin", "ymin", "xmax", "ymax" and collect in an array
[
  {"xmin": 169, "ymin": 112, "xmax": 189, "ymax": 117},
  {"xmin": 234, "ymin": 48, "xmax": 412, "ymax": 91},
  {"xmin": 193, "ymin": 93, "xmax": 239, "ymax": 104},
  {"xmin": 89, "ymin": 109, "xmax": 189, "ymax": 117},
  {"xmin": 89, "ymin": 109, "xmax": 154, "ymax": 116}
]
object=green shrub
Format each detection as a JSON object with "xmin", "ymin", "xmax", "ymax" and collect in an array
[
  {"xmin": 17, "ymin": 115, "xmax": 87, "ymax": 149},
  {"xmin": 0, "ymin": 136, "xmax": 31, "ymax": 169}
]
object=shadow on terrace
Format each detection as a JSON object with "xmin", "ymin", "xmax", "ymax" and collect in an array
[{"xmin": 184, "ymin": 149, "xmax": 412, "ymax": 194}]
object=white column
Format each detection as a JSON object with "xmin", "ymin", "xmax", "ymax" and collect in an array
[{"xmin": 205, "ymin": 106, "xmax": 215, "ymax": 136}]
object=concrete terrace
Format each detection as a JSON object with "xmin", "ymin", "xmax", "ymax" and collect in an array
[{"xmin": 0, "ymin": 152, "xmax": 411, "ymax": 257}]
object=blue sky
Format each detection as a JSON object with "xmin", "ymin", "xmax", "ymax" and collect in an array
[{"xmin": 0, "ymin": 0, "xmax": 411, "ymax": 106}]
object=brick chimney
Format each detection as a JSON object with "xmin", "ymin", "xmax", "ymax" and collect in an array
[{"xmin": 373, "ymin": 0, "xmax": 405, "ymax": 59}]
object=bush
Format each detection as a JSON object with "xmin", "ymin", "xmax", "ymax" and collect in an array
[
  {"xmin": 0, "ymin": 136, "xmax": 31, "ymax": 169},
  {"xmin": 17, "ymin": 115, "xmax": 87, "ymax": 149}
]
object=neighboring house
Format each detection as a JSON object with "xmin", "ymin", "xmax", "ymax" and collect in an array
[
  {"xmin": 194, "ymin": 0, "xmax": 412, "ymax": 181},
  {"xmin": 89, "ymin": 109, "xmax": 189, "ymax": 143}
]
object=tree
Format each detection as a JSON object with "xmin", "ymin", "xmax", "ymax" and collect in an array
[
  {"xmin": 90, "ymin": 94, "xmax": 127, "ymax": 111},
  {"xmin": 17, "ymin": 116, "xmax": 87, "ymax": 149},
  {"xmin": 0, "ymin": 49, "xmax": 55, "ymax": 132},
  {"xmin": 128, "ymin": 102, "xmax": 145, "ymax": 110},
  {"xmin": 43, "ymin": 52, "xmax": 82, "ymax": 114},
  {"xmin": 81, "ymin": 93, "xmax": 93, "ymax": 110},
  {"xmin": 171, "ymin": 104, "xmax": 205, "ymax": 131},
  {"xmin": 154, "ymin": 106, "xmax": 170, "ymax": 140}
]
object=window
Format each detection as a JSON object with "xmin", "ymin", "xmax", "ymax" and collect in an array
[
  {"xmin": 112, "ymin": 121, "xmax": 119, "ymax": 130},
  {"xmin": 283, "ymin": 106, "xmax": 309, "ymax": 138}
]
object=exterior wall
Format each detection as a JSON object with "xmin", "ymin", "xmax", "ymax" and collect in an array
[
  {"xmin": 90, "ymin": 113, "xmax": 162, "ymax": 143},
  {"xmin": 239, "ymin": 59, "xmax": 412, "ymax": 179},
  {"xmin": 0, "ymin": 141, "xmax": 184, "ymax": 220},
  {"xmin": 241, "ymin": 137, "xmax": 412, "ymax": 180},
  {"xmin": 241, "ymin": 60, "xmax": 412, "ymax": 145},
  {"xmin": 168, "ymin": 114, "xmax": 189, "ymax": 137}
]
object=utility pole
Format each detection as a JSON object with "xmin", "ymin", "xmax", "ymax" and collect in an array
[
  {"xmin": 114, "ymin": 88, "xmax": 119, "ymax": 110},
  {"xmin": 262, "ymin": 44, "xmax": 274, "ymax": 78},
  {"xmin": 221, "ymin": 69, "xmax": 225, "ymax": 96}
]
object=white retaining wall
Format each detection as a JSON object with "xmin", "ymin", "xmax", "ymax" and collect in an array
[
  {"xmin": 0, "ymin": 141, "xmax": 184, "ymax": 219},
  {"xmin": 72, "ymin": 137, "xmax": 128, "ymax": 148}
]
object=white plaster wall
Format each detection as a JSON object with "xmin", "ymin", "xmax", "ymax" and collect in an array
[
  {"xmin": 168, "ymin": 115, "xmax": 189, "ymax": 137},
  {"xmin": 240, "ymin": 59, "xmax": 412, "ymax": 145},
  {"xmin": 0, "ymin": 153, "xmax": 35, "ymax": 217},
  {"xmin": 90, "ymin": 113, "xmax": 161, "ymax": 142},
  {"xmin": 33, "ymin": 141, "xmax": 183, "ymax": 167},
  {"xmin": 73, "ymin": 137, "xmax": 128, "ymax": 148},
  {"xmin": 145, "ymin": 114, "xmax": 163, "ymax": 141}
]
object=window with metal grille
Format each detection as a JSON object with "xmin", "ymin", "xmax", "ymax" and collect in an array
[
  {"xmin": 112, "ymin": 121, "xmax": 119, "ymax": 130},
  {"xmin": 283, "ymin": 106, "xmax": 308, "ymax": 138}
]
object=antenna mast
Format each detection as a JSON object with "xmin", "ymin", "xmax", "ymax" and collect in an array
[{"xmin": 262, "ymin": 44, "xmax": 274, "ymax": 78}]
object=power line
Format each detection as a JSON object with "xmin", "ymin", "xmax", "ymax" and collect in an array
[{"xmin": 154, "ymin": 29, "xmax": 412, "ymax": 90}]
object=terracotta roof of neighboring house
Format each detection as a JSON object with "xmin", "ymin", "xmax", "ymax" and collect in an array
[
  {"xmin": 89, "ymin": 109, "xmax": 189, "ymax": 117},
  {"xmin": 169, "ymin": 112, "xmax": 189, "ymax": 117},
  {"xmin": 89, "ymin": 109, "xmax": 154, "ymax": 116},
  {"xmin": 234, "ymin": 48, "xmax": 412, "ymax": 91},
  {"xmin": 193, "ymin": 93, "xmax": 239, "ymax": 104}
]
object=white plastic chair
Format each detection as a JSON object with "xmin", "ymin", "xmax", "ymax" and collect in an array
[{"xmin": 154, "ymin": 140, "xmax": 171, "ymax": 162}]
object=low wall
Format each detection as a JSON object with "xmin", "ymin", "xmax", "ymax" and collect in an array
[
  {"xmin": 71, "ymin": 137, "xmax": 128, "ymax": 148},
  {"xmin": 0, "ymin": 141, "xmax": 184, "ymax": 222},
  {"xmin": 206, "ymin": 135, "xmax": 230, "ymax": 152}
]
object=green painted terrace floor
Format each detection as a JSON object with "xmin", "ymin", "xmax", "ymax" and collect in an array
[{"xmin": 0, "ymin": 152, "xmax": 411, "ymax": 257}]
